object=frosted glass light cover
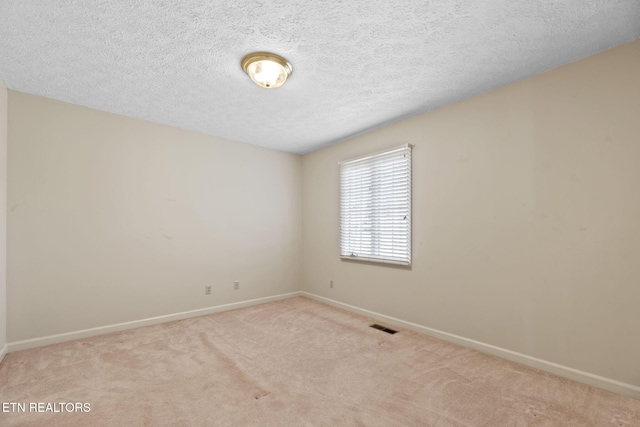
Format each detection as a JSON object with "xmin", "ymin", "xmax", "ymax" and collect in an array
[
  {"xmin": 248, "ymin": 60, "xmax": 287, "ymax": 88},
  {"xmin": 241, "ymin": 52, "xmax": 292, "ymax": 89}
]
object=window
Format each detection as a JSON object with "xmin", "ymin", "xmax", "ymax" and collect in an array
[{"xmin": 339, "ymin": 144, "xmax": 412, "ymax": 266}]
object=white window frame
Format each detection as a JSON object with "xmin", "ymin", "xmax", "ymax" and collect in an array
[{"xmin": 339, "ymin": 144, "xmax": 412, "ymax": 266}]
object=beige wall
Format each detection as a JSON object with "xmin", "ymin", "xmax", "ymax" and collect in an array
[
  {"xmin": 7, "ymin": 92, "xmax": 302, "ymax": 342},
  {"xmin": 302, "ymin": 40, "xmax": 640, "ymax": 386},
  {"xmin": 0, "ymin": 79, "xmax": 7, "ymax": 354}
]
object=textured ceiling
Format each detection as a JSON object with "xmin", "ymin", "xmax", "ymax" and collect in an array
[{"xmin": 0, "ymin": 1, "xmax": 639, "ymax": 154}]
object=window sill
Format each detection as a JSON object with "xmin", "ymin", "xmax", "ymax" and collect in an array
[{"xmin": 340, "ymin": 256, "xmax": 412, "ymax": 269}]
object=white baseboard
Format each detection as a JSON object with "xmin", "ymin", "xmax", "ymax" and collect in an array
[
  {"xmin": 8, "ymin": 291, "xmax": 302, "ymax": 353},
  {"xmin": 0, "ymin": 343, "xmax": 7, "ymax": 365},
  {"xmin": 302, "ymin": 292, "xmax": 640, "ymax": 400}
]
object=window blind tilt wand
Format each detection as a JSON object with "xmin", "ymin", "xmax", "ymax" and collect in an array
[{"xmin": 339, "ymin": 144, "xmax": 412, "ymax": 265}]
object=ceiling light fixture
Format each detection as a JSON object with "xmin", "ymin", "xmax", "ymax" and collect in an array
[{"xmin": 241, "ymin": 52, "xmax": 292, "ymax": 89}]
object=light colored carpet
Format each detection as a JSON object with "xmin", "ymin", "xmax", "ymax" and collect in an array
[{"xmin": 1, "ymin": 296, "xmax": 639, "ymax": 426}]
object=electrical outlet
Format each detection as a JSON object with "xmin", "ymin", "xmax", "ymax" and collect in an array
[
  {"xmin": 205, "ymin": 285, "xmax": 212, "ymax": 295},
  {"xmin": 234, "ymin": 281, "xmax": 240, "ymax": 290},
  {"xmin": 330, "ymin": 280, "xmax": 334, "ymax": 288}
]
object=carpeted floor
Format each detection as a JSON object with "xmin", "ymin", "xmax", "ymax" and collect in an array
[{"xmin": 1, "ymin": 296, "xmax": 639, "ymax": 426}]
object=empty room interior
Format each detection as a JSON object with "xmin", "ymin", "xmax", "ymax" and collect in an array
[{"xmin": 1, "ymin": 1, "xmax": 640, "ymax": 425}]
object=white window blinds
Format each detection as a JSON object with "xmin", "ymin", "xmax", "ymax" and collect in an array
[{"xmin": 339, "ymin": 144, "xmax": 412, "ymax": 265}]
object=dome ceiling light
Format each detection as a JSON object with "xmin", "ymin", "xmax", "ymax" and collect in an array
[{"xmin": 241, "ymin": 52, "xmax": 293, "ymax": 89}]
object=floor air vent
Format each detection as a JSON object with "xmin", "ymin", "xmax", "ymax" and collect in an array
[{"xmin": 370, "ymin": 324, "xmax": 398, "ymax": 334}]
